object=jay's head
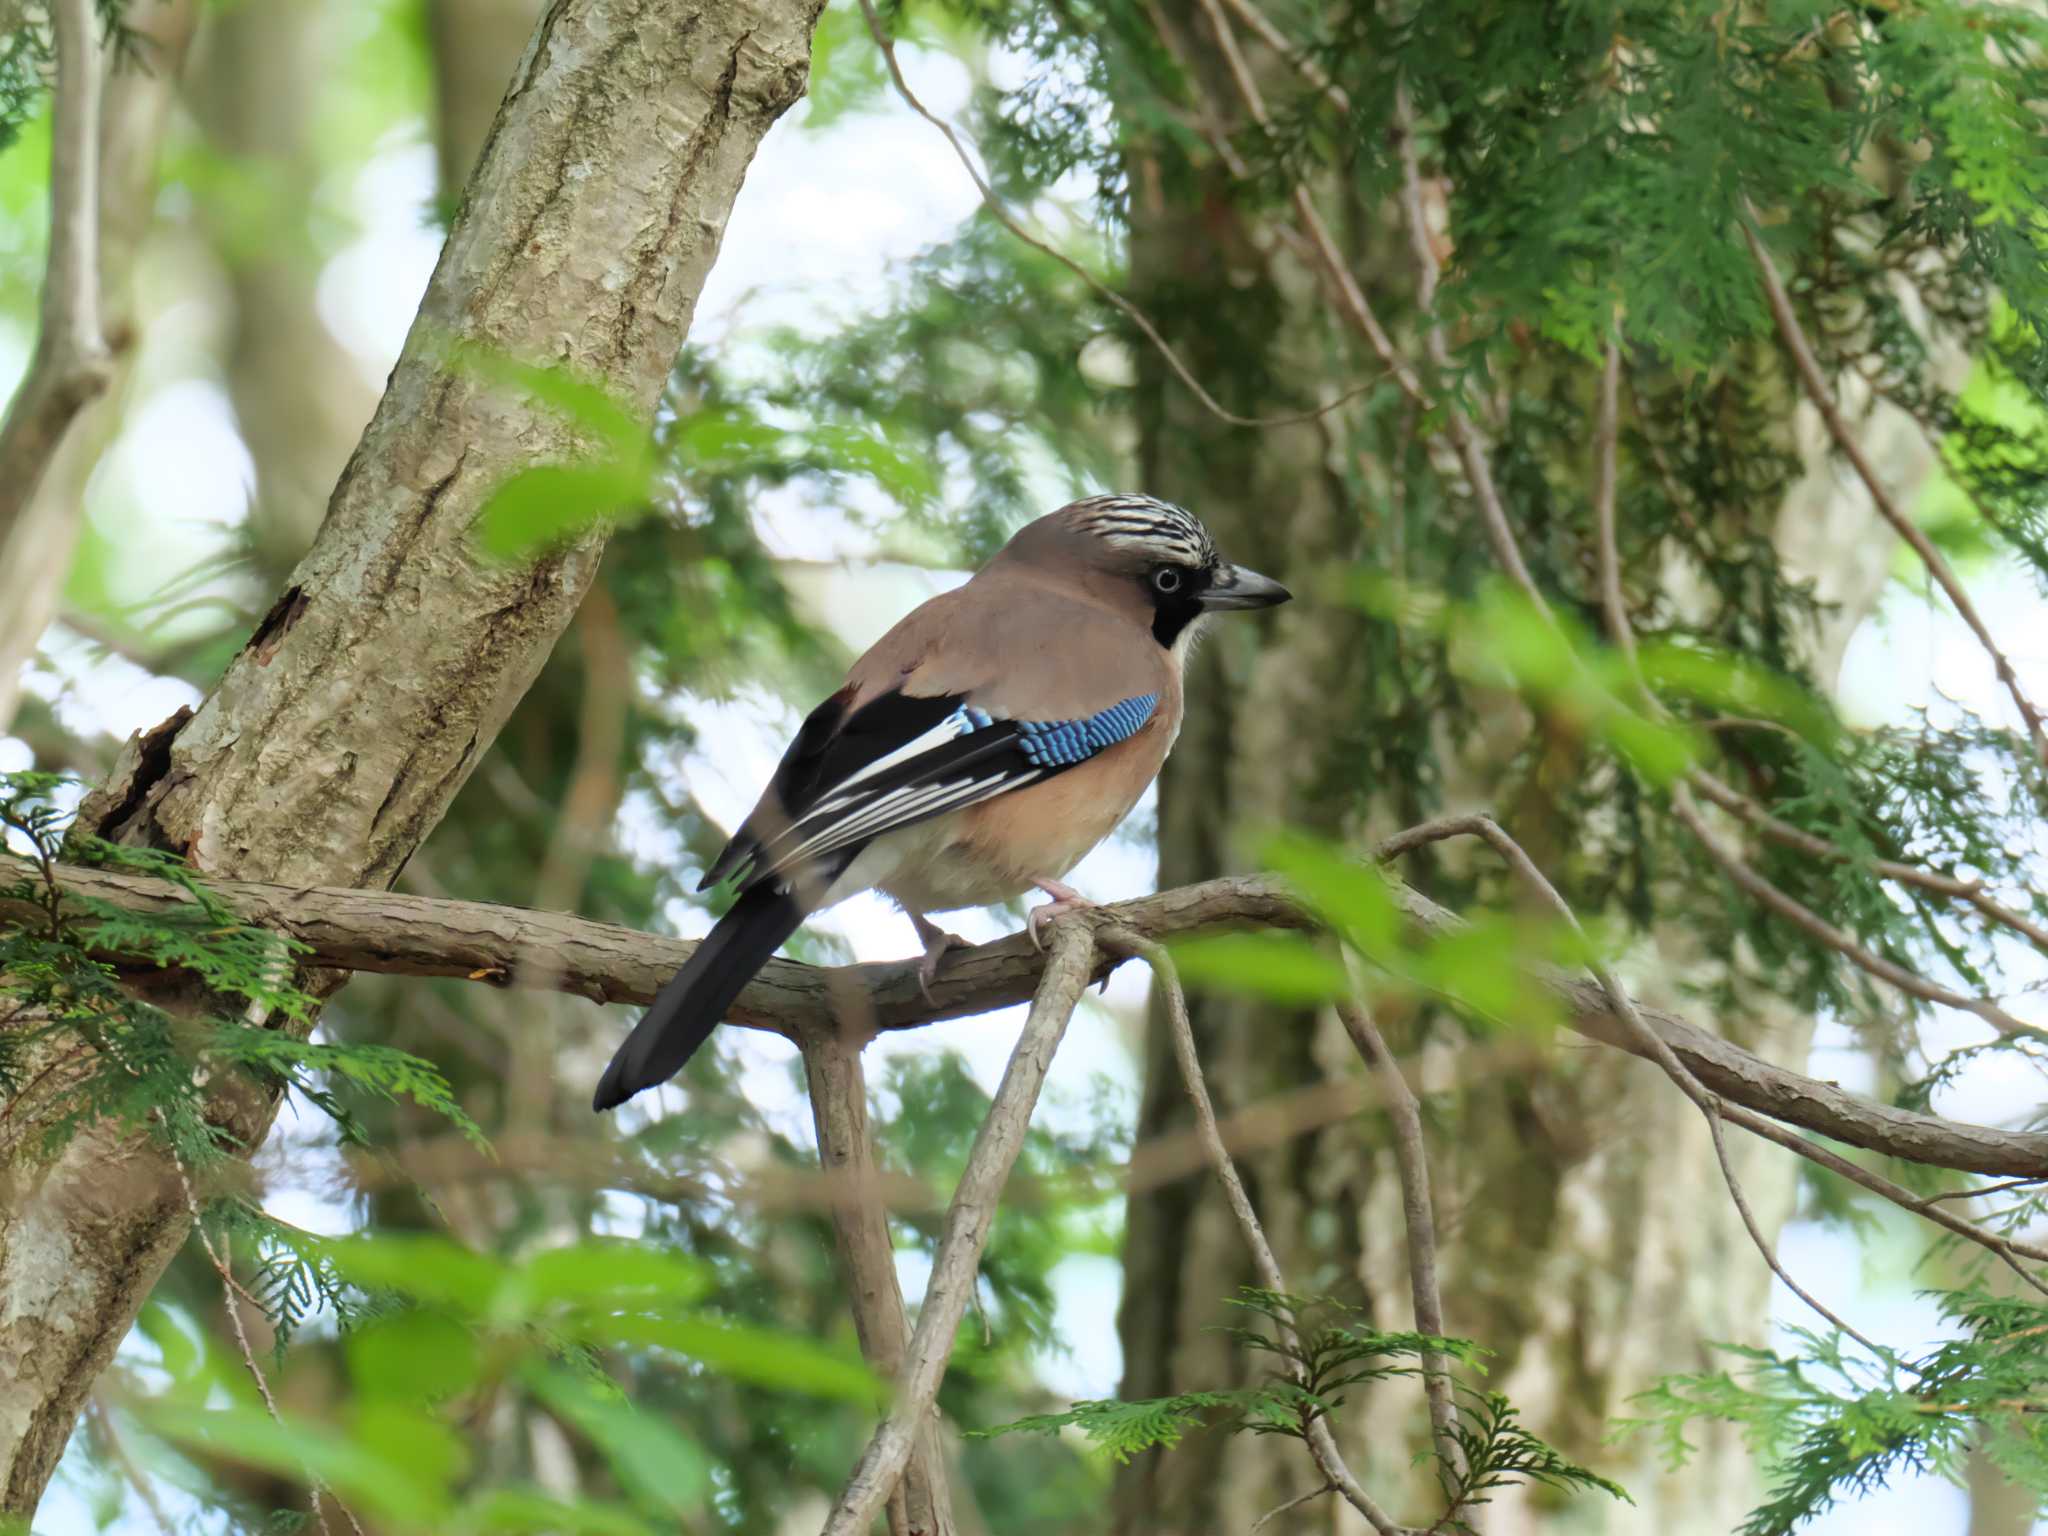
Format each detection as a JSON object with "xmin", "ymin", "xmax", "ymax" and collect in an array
[{"xmin": 994, "ymin": 494, "xmax": 1292, "ymax": 650}]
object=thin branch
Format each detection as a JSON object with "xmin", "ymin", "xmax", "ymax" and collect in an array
[
  {"xmin": 1252, "ymin": 1480, "xmax": 1337, "ymax": 1532},
  {"xmin": 0, "ymin": 0, "xmax": 112, "ymax": 553},
  {"xmin": 1335, "ymin": 999, "xmax": 1462, "ymax": 1483},
  {"xmin": 1388, "ymin": 80, "xmax": 1546, "ymax": 614},
  {"xmin": 9, "ymin": 850, "xmax": 2048, "ymax": 1177},
  {"xmin": 1687, "ymin": 769, "xmax": 2048, "ymax": 963},
  {"xmin": 1721, "ymin": 1103, "xmax": 2048, "ymax": 1298},
  {"xmin": 1740, "ymin": 206, "xmax": 2048, "ymax": 769},
  {"xmin": 819, "ymin": 921, "xmax": 1094, "ymax": 1536},
  {"xmin": 1107, "ymin": 930, "xmax": 1406, "ymax": 1536},
  {"xmin": 855, "ymin": 0, "xmax": 1376, "ymax": 432},
  {"xmin": 1592, "ymin": 337, "xmax": 1631, "ymax": 667},
  {"xmin": 1214, "ymin": 0, "xmax": 1348, "ymax": 112}
]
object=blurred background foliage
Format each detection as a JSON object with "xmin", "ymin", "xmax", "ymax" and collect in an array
[{"xmin": 6, "ymin": 0, "xmax": 2048, "ymax": 1532}]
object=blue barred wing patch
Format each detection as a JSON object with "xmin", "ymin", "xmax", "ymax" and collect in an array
[{"xmin": 958, "ymin": 693, "xmax": 1158, "ymax": 766}]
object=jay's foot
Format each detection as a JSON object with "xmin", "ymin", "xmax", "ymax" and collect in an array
[
  {"xmin": 1026, "ymin": 877, "xmax": 1096, "ymax": 950},
  {"xmin": 908, "ymin": 911, "xmax": 969, "ymax": 1005}
]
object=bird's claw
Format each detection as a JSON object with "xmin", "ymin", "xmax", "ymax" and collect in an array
[
  {"xmin": 1026, "ymin": 880, "xmax": 1097, "ymax": 951},
  {"xmin": 912, "ymin": 921, "xmax": 969, "ymax": 1005}
]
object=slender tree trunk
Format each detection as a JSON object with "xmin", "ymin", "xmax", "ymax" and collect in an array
[
  {"xmin": 0, "ymin": 0, "xmax": 199, "ymax": 732},
  {"xmin": 0, "ymin": 0, "xmax": 825, "ymax": 1513}
]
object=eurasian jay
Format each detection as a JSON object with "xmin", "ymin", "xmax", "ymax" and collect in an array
[{"xmin": 592, "ymin": 494, "xmax": 1290, "ymax": 1110}]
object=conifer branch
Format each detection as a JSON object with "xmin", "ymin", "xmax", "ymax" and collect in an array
[
  {"xmin": 1740, "ymin": 205, "xmax": 2048, "ymax": 771},
  {"xmin": 855, "ymin": 0, "xmax": 1378, "ymax": 432}
]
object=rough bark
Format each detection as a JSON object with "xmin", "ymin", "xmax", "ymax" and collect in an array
[{"xmin": 0, "ymin": 0, "xmax": 825, "ymax": 1512}]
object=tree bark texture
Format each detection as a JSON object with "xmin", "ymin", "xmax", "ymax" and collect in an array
[
  {"xmin": 1109, "ymin": 46, "xmax": 1943, "ymax": 1536},
  {"xmin": 0, "ymin": 0, "xmax": 825, "ymax": 1512}
]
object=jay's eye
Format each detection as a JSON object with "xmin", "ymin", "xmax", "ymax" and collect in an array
[{"xmin": 1151, "ymin": 567, "xmax": 1183, "ymax": 595}]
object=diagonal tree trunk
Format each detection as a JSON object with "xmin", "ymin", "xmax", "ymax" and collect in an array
[{"xmin": 0, "ymin": 0, "xmax": 826, "ymax": 1513}]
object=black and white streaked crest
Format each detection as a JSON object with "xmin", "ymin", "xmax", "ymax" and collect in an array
[{"xmin": 1068, "ymin": 494, "xmax": 1219, "ymax": 570}]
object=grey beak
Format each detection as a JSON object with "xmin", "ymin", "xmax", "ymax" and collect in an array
[{"xmin": 1200, "ymin": 563, "xmax": 1292, "ymax": 611}]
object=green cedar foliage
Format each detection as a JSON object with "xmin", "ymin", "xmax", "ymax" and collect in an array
[{"xmin": 980, "ymin": 1289, "xmax": 1629, "ymax": 1530}]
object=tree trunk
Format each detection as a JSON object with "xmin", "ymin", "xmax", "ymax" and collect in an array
[{"xmin": 0, "ymin": 0, "xmax": 825, "ymax": 1512}]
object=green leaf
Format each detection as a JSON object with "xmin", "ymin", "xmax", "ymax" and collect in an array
[
  {"xmin": 347, "ymin": 1308, "xmax": 483, "ymax": 1402},
  {"xmin": 474, "ymin": 462, "xmax": 653, "ymax": 559},
  {"xmin": 515, "ymin": 1241, "xmax": 713, "ymax": 1314},
  {"xmin": 526, "ymin": 1365, "xmax": 710, "ymax": 1516},
  {"xmin": 586, "ymin": 1314, "xmax": 881, "ymax": 1402},
  {"xmin": 323, "ymin": 1234, "xmax": 510, "ymax": 1314},
  {"xmin": 140, "ymin": 1404, "xmax": 450, "ymax": 1524},
  {"xmin": 1169, "ymin": 932, "xmax": 1353, "ymax": 1004}
]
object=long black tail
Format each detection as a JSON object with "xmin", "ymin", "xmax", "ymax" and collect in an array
[{"xmin": 592, "ymin": 883, "xmax": 807, "ymax": 1111}]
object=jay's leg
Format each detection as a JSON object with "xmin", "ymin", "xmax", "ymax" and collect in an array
[
  {"xmin": 1026, "ymin": 876, "xmax": 1097, "ymax": 950},
  {"xmin": 908, "ymin": 910, "xmax": 969, "ymax": 1005}
]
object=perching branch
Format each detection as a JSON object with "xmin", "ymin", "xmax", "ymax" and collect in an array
[
  {"xmin": 0, "ymin": 0, "xmax": 111, "ymax": 554},
  {"xmin": 819, "ymin": 922, "xmax": 1094, "ymax": 1536},
  {"xmin": 6, "ymin": 848, "xmax": 2047, "ymax": 1178}
]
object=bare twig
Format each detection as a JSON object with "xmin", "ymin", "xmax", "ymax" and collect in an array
[
  {"xmin": 1592, "ymin": 337, "xmax": 1631, "ymax": 667},
  {"xmin": 1107, "ymin": 930, "xmax": 1406, "ymax": 1536},
  {"xmin": 164, "ymin": 1126, "xmax": 358, "ymax": 1536},
  {"xmin": 10, "ymin": 850, "xmax": 2048, "ymax": 1177},
  {"xmin": 0, "ymin": 0, "xmax": 112, "ymax": 554},
  {"xmin": 1252, "ymin": 1480, "xmax": 1338, "ymax": 1532},
  {"xmin": 856, "ymin": 0, "xmax": 1377, "ymax": 431},
  {"xmin": 820, "ymin": 921, "xmax": 1094, "ymax": 1536},
  {"xmin": 1740, "ymin": 206, "xmax": 2048, "ymax": 769},
  {"xmin": 1335, "ymin": 999, "xmax": 1460, "ymax": 1480},
  {"xmin": 798, "ymin": 1025, "xmax": 955, "ymax": 1536}
]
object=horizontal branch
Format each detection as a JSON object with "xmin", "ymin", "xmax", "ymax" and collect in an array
[{"xmin": 5, "ymin": 853, "xmax": 2046, "ymax": 1178}]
